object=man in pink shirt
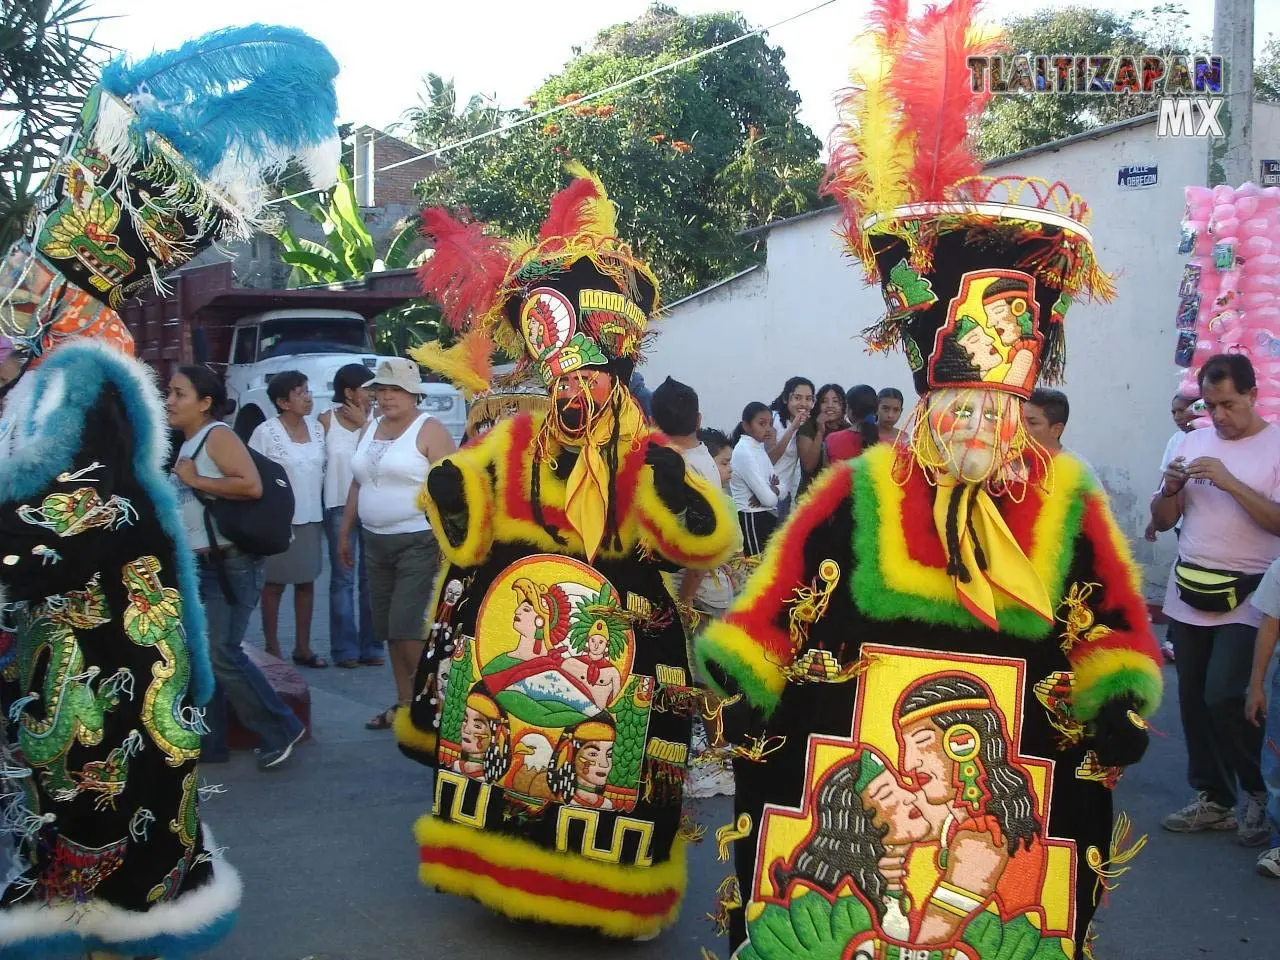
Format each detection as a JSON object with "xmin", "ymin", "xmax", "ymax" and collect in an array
[{"xmin": 1151, "ymin": 354, "xmax": 1280, "ymax": 845}]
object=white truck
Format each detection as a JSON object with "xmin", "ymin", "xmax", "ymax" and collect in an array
[
  {"xmin": 223, "ymin": 308, "xmax": 465, "ymax": 442},
  {"xmin": 120, "ymin": 262, "xmax": 466, "ymax": 443}
]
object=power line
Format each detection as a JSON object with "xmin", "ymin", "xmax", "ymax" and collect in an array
[{"xmin": 269, "ymin": 0, "xmax": 847, "ymax": 206}]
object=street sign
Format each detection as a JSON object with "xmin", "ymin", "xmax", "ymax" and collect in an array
[
  {"xmin": 1262, "ymin": 159, "xmax": 1280, "ymax": 188},
  {"xmin": 1118, "ymin": 164, "xmax": 1158, "ymax": 189}
]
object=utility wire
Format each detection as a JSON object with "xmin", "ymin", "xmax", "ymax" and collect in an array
[{"xmin": 269, "ymin": 0, "xmax": 847, "ymax": 206}]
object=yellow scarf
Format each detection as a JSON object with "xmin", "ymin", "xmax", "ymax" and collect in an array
[
  {"xmin": 931, "ymin": 476, "xmax": 1053, "ymax": 630},
  {"xmin": 562, "ymin": 394, "xmax": 646, "ymax": 561}
]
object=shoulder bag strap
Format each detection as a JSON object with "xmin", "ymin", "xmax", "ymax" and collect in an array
[{"xmin": 190, "ymin": 425, "xmax": 238, "ymax": 605}]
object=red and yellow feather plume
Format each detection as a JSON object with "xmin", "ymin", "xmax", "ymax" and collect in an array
[
  {"xmin": 887, "ymin": 0, "xmax": 1004, "ymax": 203},
  {"xmin": 825, "ymin": 0, "xmax": 1004, "ymax": 269}
]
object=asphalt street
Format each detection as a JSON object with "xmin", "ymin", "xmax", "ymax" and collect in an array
[{"xmin": 183, "ymin": 571, "xmax": 1277, "ymax": 960}]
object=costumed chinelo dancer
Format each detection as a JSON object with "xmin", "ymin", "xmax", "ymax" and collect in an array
[
  {"xmin": 394, "ymin": 164, "xmax": 738, "ymax": 939},
  {"xmin": 695, "ymin": 2, "xmax": 1164, "ymax": 958},
  {"xmin": 0, "ymin": 26, "xmax": 342, "ymax": 959}
]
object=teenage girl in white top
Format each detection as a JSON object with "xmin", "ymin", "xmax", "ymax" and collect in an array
[
  {"xmin": 766, "ymin": 376, "xmax": 814, "ymax": 520},
  {"xmin": 340, "ymin": 358, "xmax": 456, "ymax": 730},
  {"xmin": 731, "ymin": 401, "xmax": 781, "ymax": 556},
  {"xmin": 319, "ymin": 363, "xmax": 379, "ymax": 668}
]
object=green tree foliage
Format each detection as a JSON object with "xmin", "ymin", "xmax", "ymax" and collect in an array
[
  {"xmin": 0, "ymin": 0, "xmax": 109, "ymax": 250},
  {"xmin": 976, "ymin": 4, "xmax": 1200, "ymax": 159},
  {"xmin": 410, "ymin": 4, "xmax": 823, "ymax": 300},
  {"xmin": 278, "ymin": 165, "xmax": 444, "ymax": 355},
  {"xmin": 1258, "ymin": 35, "xmax": 1280, "ymax": 103}
]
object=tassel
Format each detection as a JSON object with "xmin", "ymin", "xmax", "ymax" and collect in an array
[
  {"xmin": 715, "ymin": 813, "xmax": 752, "ymax": 863},
  {"xmin": 1086, "ymin": 811, "xmax": 1147, "ymax": 906},
  {"xmin": 705, "ymin": 875, "xmax": 742, "ymax": 938},
  {"xmin": 678, "ymin": 815, "xmax": 707, "ymax": 844}
]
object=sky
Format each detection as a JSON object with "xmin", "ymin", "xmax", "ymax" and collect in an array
[{"xmin": 93, "ymin": 0, "xmax": 1279, "ymax": 155}]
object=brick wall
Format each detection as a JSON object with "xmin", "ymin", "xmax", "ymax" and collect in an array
[{"xmin": 356, "ymin": 126, "xmax": 437, "ymax": 209}]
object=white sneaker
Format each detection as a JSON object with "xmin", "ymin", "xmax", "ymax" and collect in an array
[
  {"xmin": 1162, "ymin": 792, "xmax": 1237, "ymax": 833},
  {"xmin": 1257, "ymin": 846, "xmax": 1280, "ymax": 878},
  {"xmin": 1239, "ymin": 792, "xmax": 1272, "ymax": 847}
]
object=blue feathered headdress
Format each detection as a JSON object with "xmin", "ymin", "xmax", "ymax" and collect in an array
[{"xmin": 96, "ymin": 24, "xmax": 341, "ymax": 219}]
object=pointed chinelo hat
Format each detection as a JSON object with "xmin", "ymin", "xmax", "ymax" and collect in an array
[{"xmin": 823, "ymin": 0, "xmax": 1114, "ymax": 402}]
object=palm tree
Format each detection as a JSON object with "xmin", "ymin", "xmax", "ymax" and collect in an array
[
  {"xmin": 0, "ymin": 0, "xmax": 111, "ymax": 250},
  {"xmin": 401, "ymin": 72, "xmax": 499, "ymax": 150}
]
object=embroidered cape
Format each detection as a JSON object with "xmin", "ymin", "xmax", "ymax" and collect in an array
[
  {"xmin": 696, "ymin": 445, "xmax": 1162, "ymax": 959},
  {"xmin": 0, "ymin": 340, "xmax": 240, "ymax": 958},
  {"xmin": 396, "ymin": 411, "xmax": 737, "ymax": 938}
]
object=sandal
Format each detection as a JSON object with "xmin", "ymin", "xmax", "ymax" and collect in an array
[
  {"xmin": 365, "ymin": 705, "xmax": 399, "ymax": 730},
  {"xmin": 359, "ymin": 655, "xmax": 386, "ymax": 666},
  {"xmin": 335, "ymin": 659, "xmax": 360, "ymax": 669},
  {"xmin": 291, "ymin": 652, "xmax": 329, "ymax": 669}
]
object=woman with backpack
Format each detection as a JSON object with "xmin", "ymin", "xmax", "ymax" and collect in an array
[{"xmin": 167, "ymin": 365, "xmax": 306, "ymax": 770}]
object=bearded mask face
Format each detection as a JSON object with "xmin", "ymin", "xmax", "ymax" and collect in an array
[
  {"xmin": 551, "ymin": 369, "xmax": 615, "ymax": 440},
  {"xmin": 924, "ymin": 388, "xmax": 1022, "ymax": 484}
]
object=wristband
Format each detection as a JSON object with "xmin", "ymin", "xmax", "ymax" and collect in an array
[{"xmin": 929, "ymin": 880, "xmax": 983, "ymax": 918}]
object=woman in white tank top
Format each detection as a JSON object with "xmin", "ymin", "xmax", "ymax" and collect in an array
[
  {"xmin": 340, "ymin": 358, "xmax": 455, "ymax": 730},
  {"xmin": 319, "ymin": 363, "xmax": 378, "ymax": 668}
]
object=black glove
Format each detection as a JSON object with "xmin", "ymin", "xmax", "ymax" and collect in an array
[
  {"xmin": 645, "ymin": 441, "xmax": 688, "ymax": 513},
  {"xmin": 1087, "ymin": 696, "xmax": 1150, "ymax": 768},
  {"xmin": 425, "ymin": 461, "xmax": 468, "ymax": 548}
]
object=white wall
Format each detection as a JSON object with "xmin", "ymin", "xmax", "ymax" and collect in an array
[{"xmin": 643, "ymin": 104, "xmax": 1280, "ymax": 596}]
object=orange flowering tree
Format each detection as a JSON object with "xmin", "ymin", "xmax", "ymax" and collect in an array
[{"xmin": 408, "ymin": 6, "xmax": 823, "ymax": 299}]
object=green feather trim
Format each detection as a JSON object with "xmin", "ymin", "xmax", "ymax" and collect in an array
[
  {"xmin": 694, "ymin": 628, "xmax": 782, "ymax": 718},
  {"xmin": 1072, "ymin": 664, "xmax": 1164, "ymax": 721},
  {"xmin": 849, "ymin": 463, "xmax": 1088, "ymax": 638}
]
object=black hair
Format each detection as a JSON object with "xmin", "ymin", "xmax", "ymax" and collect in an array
[
  {"xmin": 846, "ymin": 384, "xmax": 880, "ymax": 448},
  {"xmin": 815, "ymin": 383, "xmax": 848, "ymax": 423},
  {"xmin": 732, "ymin": 401, "xmax": 772, "ymax": 444},
  {"xmin": 176, "ymin": 364, "xmax": 228, "ymax": 420},
  {"xmin": 266, "ymin": 370, "xmax": 309, "ymax": 412},
  {"xmin": 877, "ymin": 387, "xmax": 905, "ymax": 406},
  {"xmin": 1199, "ymin": 353, "xmax": 1256, "ymax": 394},
  {"xmin": 650, "ymin": 376, "xmax": 700, "ymax": 437},
  {"xmin": 898, "ymin": 675, "xmax": 1042, "ymax": 856},
  {"xmin": 699, "ymin": 427, "xmax": 732, "ymax": 457},
  {"xmin": 771, "ymin": 754, "xmax": 889, "ymax": 920},
  {"xmin": 1027, "ymin": 387, "xmax": 1069, "ymax": 427},
  {"xmin": 770, "ymin": 376, "xmax": 815, "ymax": 426},
  {"xmin": 332, "ymin": 363, "xmax": 374, "ymax": 403}
]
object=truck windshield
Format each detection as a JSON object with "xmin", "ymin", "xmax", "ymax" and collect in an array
[{"xmin": 258, "ymin": 317, "xmax": 372, "ymax": 358}]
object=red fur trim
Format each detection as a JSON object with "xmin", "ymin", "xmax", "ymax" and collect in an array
[
  {"xmin": 501, "ymin": 414, "xmax": 540, "ymax": 526},
  {"xmin": 1070, "ymin": 495, "xmax": 1162, "ymax": 663},
  {"xmin": 722, "ymin": 464, "xmax": 855, "ymax": 666},
  {"xmin": 900, "ymin": 469, "xmax": 948, "ymax": 567},
  {"xmin": 421, "ymin": 844, "xmax": 680, "ymax": 916}
]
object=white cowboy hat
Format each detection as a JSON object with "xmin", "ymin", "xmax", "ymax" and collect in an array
[{"xmin": 366, "ymin": 357, "xmax": 428, "ymax": 395}]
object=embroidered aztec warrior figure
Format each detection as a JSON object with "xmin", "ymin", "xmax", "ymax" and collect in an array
[
  {"xmin": 394, "ymin": 165, "xmax": 737, "ymax": 939},
  {"xmin": 0, "ymin": 25, "xmax": 343, "ymax": 960},
  {"xmin": 695, "ymin": 2, "xmax": 1162, "ymax": 958}
]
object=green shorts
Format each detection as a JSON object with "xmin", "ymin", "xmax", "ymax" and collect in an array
[{"xmin": 361, "ymin": 528, "xmax": 439, "ymax": 642}]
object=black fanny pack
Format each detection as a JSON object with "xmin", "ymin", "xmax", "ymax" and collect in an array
[{"xmin": 1174, "ymin": 560, "xmax": 1264, "ymax": 613}]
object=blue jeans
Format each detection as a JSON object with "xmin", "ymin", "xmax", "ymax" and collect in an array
[
  {"xmin": 324, "ymin": 506, "xmax": 378, "ymax": 662},
  {"xmin": 199, "ymin": 551, "xmax": 304, "ymax": 757},
  {"xmin": 1265, "ymin": 664, "xmax": 1280, "ymax": 848}
]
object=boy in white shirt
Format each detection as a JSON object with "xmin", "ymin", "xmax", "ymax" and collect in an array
[{"xmin": 650, "ymin": 377, "xmax": 739, "ymax": 615}]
